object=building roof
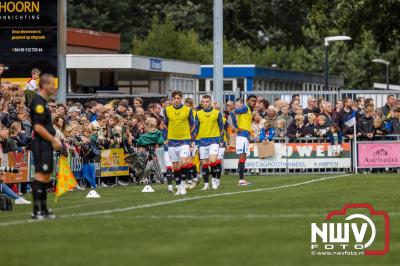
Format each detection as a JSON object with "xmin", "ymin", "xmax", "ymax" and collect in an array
[
  {"xmin": 200, "ymin": 64, "xmax": 344, "ymax": 87},
  {"xmin": 67, "ymin": 27, "xmax": 120, "ymax": 53},
  {"xmin": 66, "ymin": 54, "xmax": 200, "ymax": 76}
]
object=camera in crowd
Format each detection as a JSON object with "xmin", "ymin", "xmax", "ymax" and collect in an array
[{"xmin": 0, "ymin": 167, "xmax": 19, "ymax": 173}]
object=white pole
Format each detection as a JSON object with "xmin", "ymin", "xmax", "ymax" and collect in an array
[
  {"xmin": 213, "ymin": 0, "xmax": 223, "ymax": 105},
  {"xmin": 57, "ymin": 0, "xmax": 67, "ymax": 103},
  {"xmin": 353, "ymin": 119, "xmax": 358, "ymax": 174}
]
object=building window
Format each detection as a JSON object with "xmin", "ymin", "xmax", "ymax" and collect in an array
[
  {"xmin": 199, "ymin": 79, "xmax": 206, "ymax": 91},
  {"xmin": 237, "ymin": 78, "xmax": 244, "ymax": 91}
]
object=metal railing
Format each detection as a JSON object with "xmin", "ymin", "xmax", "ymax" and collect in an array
[
  {"xmin": 339, "ymin": 90, "xmax": 400, "ymax": 109},
  {"xmin": 182, "ymin": 90, "xmax": 239, "ymax": 105},
  {"xmin": 210, "ymin": 89, "xmax": 398, "ymax": 109},
  {"xmin": 175, "ymin": 88, "xmax": 400, "ymax": 110},
  {"xmin": 238, "ymin": 90, "xmax": 339, "ymax": 107}
]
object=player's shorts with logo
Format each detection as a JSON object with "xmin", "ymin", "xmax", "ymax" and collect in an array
[
  {"xmin": 199, "ymin": 143, "xmax": 219, "ymax": 160},
  {"xmin": 235, "ymin": 136, "xmax": 249, "ymax": 155},
  {"xmin": 189, "ymin": 145, "xmax": 198, "ymax": 157},
  {"xmin": 31, "ymin": 138, "xmax": 54, "ymax": 174},
  {"xmin": 168, "ymin": 145, "xmax": 190, "ymax": 162}
]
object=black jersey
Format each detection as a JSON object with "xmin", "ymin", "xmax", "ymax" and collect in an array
[{"xmin": 30, "ymin": 93, "xmax": 56, "ymax": 140}]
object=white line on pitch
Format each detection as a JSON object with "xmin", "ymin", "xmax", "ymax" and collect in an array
[
  {"xmin": 0, "ymin": 174, "xmax": 352, "ymax": 227},
  {"xmin": 85, "ymin": 211, "xmax": 400, "ymax": 220},
  {"xmin": 66, "ymin": 174, "xmax": 353, "ymax": 218},
  {"xmin": 80, "ymin": 213, "xmax": 324, "ymax": 220}
]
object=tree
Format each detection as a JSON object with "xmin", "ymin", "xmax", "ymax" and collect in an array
[
  {"xmin": 132, "ymin": 17, "xmax": 212, "ymax": 63},
  {"xmin": 67, "ymin": 0, "xmax": 173, "ymax": 52},
  {"xmin": 68, "ymin": 0, "xmax": 400, "ymax": 88},
  {"xmin": 308, "ymin": 0, "xmax": 400, "ymax": 52}
]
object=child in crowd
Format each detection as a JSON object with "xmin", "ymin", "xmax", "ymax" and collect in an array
[
  {"xmin": 9, "ymin": 121, "xmax": 30, "ymax": 151},
  {"xmin": 81, "ymin": 125, "xmax": 100, "ymax": 189},
  {"xmin": 259, "ymin": 120, "xmax": 275, "ymax": 142},
  {"xmin": 135, "ymin": 117, "xmax": 164, "ymax": 184},
  {"xmin": 25, "ymin": 68, "xmax": 41, "ymax": 91},
  {"xmin": 304, "ymin": 113, "xmax": 317, "ymax": 137},
  {"xmin": 110, "ymin": 125, "xmax": 123, "ymax": 148},
  {"xmin": 0, "ymin": 127, "xmax": 14, "ymax": 153},
  {"xmin": 314, "ymin": 115, "xmax": 330, "ymax": 138},
  {"xmin": 274, "ymin": 119, "xmax": 287, "ymax": 138},
  {"xmin": 327, "ymin": 124, "xmax": 343, "ymax": 145},
  {"xmin": 287, "ymin": 114, "xmax": 305, "ymax": 140},
  {"xmin": 327, "ymin": 124, "xmax": 343, "ymax": 156},
  {"xmin": 373, "ymin": 116, "xmax": 388, "ymax": 138},
  {"xmin": 62, "ymin": 126, "xmax": 76, "ymax": 154},
  {"xmin": 251, "ymin": 111, "xmax": 266, "ymax": 142},
  {"xmin": 136, "ymin": 117, "xmax": 164, "ymax": 147},
  {"xmin": 131, "ymin": 115, "xmax": 145, "ymax": 140}
]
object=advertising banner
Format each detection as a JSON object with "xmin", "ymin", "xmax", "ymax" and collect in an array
[
  {"xmin": 224, "ymin": 142, "xmax": 352, "ymax": 170},
  {"xmin": 100, "ymin": 148, "xmax": 129, "ymax": 177},
  {"xmin": 0, "ymin": 0, "xmax": 58, "ymax": 86},
  {"xmin": 358, "ymin": 142, "xmax": 400, "ymax": 168},
  {"xmin": 1, "ymin": 151, "xmax": 30, "ymax": 183}
]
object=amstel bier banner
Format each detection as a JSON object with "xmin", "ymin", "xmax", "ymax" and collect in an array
[{"xmin": 0, "ymin": 0, "xmax": 58, "ymax": 86}]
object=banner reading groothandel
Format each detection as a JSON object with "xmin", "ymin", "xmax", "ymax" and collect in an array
[
  {"xmin": 0, "ymin": 0, "xmax": 58, "ymax": 86},
  {"xmin": 224, "ymin": 142, "xmax": 352, "ymax": 170}
]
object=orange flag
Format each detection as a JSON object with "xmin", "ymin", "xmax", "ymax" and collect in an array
[{"xmin": 55, "ymin": 155, "xmax": 77, "ymax": 202}]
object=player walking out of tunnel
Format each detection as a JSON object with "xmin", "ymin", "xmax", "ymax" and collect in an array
[
  {"xmin": 163, "ymin": 90, "xmax": 195, "ymax": 195},
  {"xmin": 193, "ymin": 95, "xmax": 225, "ymax": 190},
  {"xmin": 231, "ymin": 94, "xmax": 257, "ymax": 186}
]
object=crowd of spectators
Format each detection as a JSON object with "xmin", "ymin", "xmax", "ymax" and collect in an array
[
  {"xmin": 1, "ymin": 80, "xmax": 400, "ymax": 161},
  {"xmin": 243, "ymin": 94, "xmax": 400, "ymax": 145},
  {"xmin": 1, "ymin": 77, "xmax": 400, "ymax": 197},
  {"xmin": 0, "ymin": 80, "xmax": 171, "ymax": 156}
]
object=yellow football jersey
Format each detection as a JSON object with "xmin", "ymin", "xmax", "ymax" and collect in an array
[
  {"xmin": 166, "ymin": 105, "xmax": 191, "ymax": 140},
  {"xmin": 237, "ymin": 105, "xmax": 252, "ymax": 132},
  {"xmin": 196, "ymin": 109, "xmax": 221, "ymax": 139}
]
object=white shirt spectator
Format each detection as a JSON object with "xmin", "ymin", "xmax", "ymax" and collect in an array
[{"xmin": 25, "ymin": 79, "xmax": 38, "ymax": 91}]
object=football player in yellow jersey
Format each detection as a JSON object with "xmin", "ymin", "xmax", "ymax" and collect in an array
[
  {"xmin": 160, "ymin": 100, "xmax": 174, "ymax": 193},
  {"xmin": 212, "ymin": 101, "xmax": 228, "ymax": 186},
  {"xmin": 184, "ymin": 98, "xmax": 200, "ymax": 189},
  {"xmin": 193, "ymin": 95, "xmax": 224, "ymax": 190},
  {"xmin": 163, "ymin": 90, "xmax": 195, "ymax": 195},
  {"xmin": 231, "ymin": 94, "xmax": 257, "ymax": 186}
]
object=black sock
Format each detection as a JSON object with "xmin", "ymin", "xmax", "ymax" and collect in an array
[
  {"xmin": 181, "ymin": 167, "xmax": 187, "ymax": 182},
  {"xmin": 186, "ymin": 166, "xmax": 192, "ymax": 181},
  {"xmin": 189, "ymin": 165, "xmax": 197, "ymax": 180},
  {"xmin": 39, "ymin": 182, "xmax": 48, "ymax": 213},
  {"xmin": 174, "ymin": 170, "xmax": 181, "ymax": 185},
  {"xmin": 210, "ymin": 164, "xmax": 217, "ymax": 179},
  {"xmin": 238, "ymin": 161, "xmax": 245, "ymax": 180},
  {"xmin": 216, "ymin": 163, "xmax": 222, "ymax": 179},
  {"xmin": 202, "ymin": 165, "xmax": 210, "ymax": 183},
  {"xmin": 166, "ymin": 168, "xmax": 173, "ymax": 185},
  {"xmin": 32, "ymin": 180, "xmax": 41, "ymax": 214}
]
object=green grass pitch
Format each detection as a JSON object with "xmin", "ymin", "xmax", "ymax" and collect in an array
[{"xmin": 0, "ymin": 173, "xmax": 399, "ymax": 266}]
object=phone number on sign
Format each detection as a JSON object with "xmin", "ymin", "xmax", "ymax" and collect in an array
[{"xmin": 12, "ymin": 47, "xmax": 43, "ymax": 53}]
